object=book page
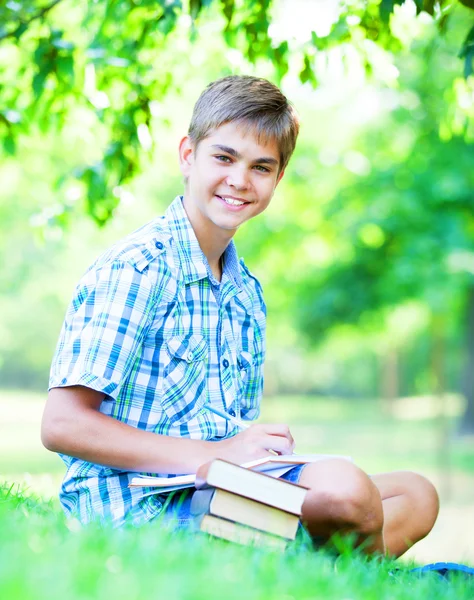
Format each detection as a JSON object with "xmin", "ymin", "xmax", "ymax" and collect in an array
[
  {"xmin": 129, "ymin": 453, "xmax": 352, "ymax": 490},
  {"xmin": 245, "ymin": 453, "xmax": 353, "ymax": 472},
  {"xmin": 129, "ymin": 473, "xmax": 195, "ymax": 488}
]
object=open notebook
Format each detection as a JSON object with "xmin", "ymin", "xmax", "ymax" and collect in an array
[{"xmin": 129, "ymin": 454, "xmax": 352, "ymax": 494}]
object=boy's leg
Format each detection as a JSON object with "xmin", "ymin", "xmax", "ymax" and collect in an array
[
  {"xmin": 298, "ymin": 459, "xmax": 386, "ymax": 555},
  {"xmin": 297, "ymin": 459, "xmax": 439, "ymax": 557},
  {"xmin": 370, "ymin": 471, "xmax": 439, "ymax": 558}
]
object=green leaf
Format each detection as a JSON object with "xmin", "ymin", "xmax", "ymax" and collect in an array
[
  {"xmin": 423, "ymin": 0, "xmax": 436, "ymax": 15},
  {"xmin": 299, "ymin": 53, "xmax": 317, "ymax": 87},
  {"xmin": 3, "ymin": 133, "xmax": 15, "ymax": 156},
  {"xmin": 413, "ymin": 0, "xmax": 423, "ymax": 14},
  {"xmin": 464, "ymin": 47, "xmax": 474, "ymax": 78},
  {"xmin": 32, "ymin": 71, "xmax": 47, "ymax": 101},
  {"xmin": 34, "ymin": 40, "xmax": 48, "ymax": 66},
  {"xmin": 189, "ymin": 0, "xmax": 202, "ymax": 20},
  {"xmin": 380, "ymin": 0, "xmax": 404, "ymax": 24},
  {"xmin": 459, "ymin": 25, "xmax": 474, "ymax": 78},
  {"xmin": 158, "ymin": 10, "xmax": 178, "ymax": 36},
  {"xmin": 459, "ymin": 24, "xmax": 474, "ymax": 58},
  {"xmin": 220, "ymin": 0, "xmax": 234, "ymax": 26},
  {"xmin": 311, "ymin": 30, "xmax": 327, "ymax": 51},
  {"xmin": 56, "ymin": 55, "xmax": 74, "ymax": 82},
  {"xmin": 438, "ymin": 13, "xmax": 450, "ymax": 34},
  {"xmin": 13, "ymin": 22, "xmax": 27, "ymax": 39}
]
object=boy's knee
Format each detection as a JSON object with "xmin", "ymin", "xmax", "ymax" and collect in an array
[
  {"xmin": 409, "ymin": 472, "xmax": 439, "ymax": 504},
  {"xmin": 301, "ymin": 460, "xmax": 384, "ymax": 535},
  {"xmin": 329, "ymin": 473, "xmax": 384, "ymax": 535},
  {"xmin": 401, "ymin": 471, "xmax": 439, "ymax": 536}
]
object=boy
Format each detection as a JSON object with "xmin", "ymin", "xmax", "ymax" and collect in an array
[{"xmin": 42, "ymin": 76, "xmax": 439, "ymax": 556}]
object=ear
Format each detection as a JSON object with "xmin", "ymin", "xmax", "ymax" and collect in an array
[{"xmin": 178, "ymin": 136, "xmax": 195, "ymax": 178}]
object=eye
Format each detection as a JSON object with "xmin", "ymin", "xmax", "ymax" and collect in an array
[
  {"xmin": 214, "ymin": 155, "xmax": 232, "ymax": 163},
  {"xmin": 254, "ymin": 165, "xmax": 271, "ymax": 173}
]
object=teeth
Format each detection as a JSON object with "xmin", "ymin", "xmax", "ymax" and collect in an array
[{"xmin": 221, "ymin": 196, "xmax": 245, "ymax": 206}]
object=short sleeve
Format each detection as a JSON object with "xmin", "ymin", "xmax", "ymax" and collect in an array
[{"xmin": 49, "ymin": 261, "xmax": 156, "ymax": 399}]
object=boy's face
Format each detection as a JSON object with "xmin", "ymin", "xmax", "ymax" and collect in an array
[{"xmin": 179, "ymin": 122, "xmax": 284, "ymax": 236}]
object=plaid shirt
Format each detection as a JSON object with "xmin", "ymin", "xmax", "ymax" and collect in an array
[{"xmin": 49, "ymin": 196, "xmax": 266, "ymax": 526}]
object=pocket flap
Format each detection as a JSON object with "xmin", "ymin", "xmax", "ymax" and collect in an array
[{"xmin": 166, "ymin": 334, "xmax": 208, "ymax": 363}]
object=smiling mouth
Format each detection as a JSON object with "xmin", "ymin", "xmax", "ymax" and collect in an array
[{"xmin": 215, "ymin": 195, "xmax": 251, "ymax": 206}]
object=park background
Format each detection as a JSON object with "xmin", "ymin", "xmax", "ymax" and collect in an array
[{"xmin": 1, "ymin": 0, "xmax": 473, "ymax": 576}]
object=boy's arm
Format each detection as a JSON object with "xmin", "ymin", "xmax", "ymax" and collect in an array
[{"xmin": 41, "ymin": 385, "xmax": 295, "ymax": 474}]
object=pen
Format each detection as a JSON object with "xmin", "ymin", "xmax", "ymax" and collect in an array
[
  {"xmin": 204, "ymin": 403, "xmax": 249, "ymax": 430},
  {"xmin": 204, "ymin": 403, "xmax": 279, "ymax": 455}
]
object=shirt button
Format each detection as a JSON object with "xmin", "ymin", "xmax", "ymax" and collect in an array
[
  {"xmin": 229, "ymin": 408, "xmax": 236, "ymax": 417},
  {"xmin": 155, "ymin": 241, "xmax": 163, "ymax": 250},
  {"xmin": 223, "ymin": 359, "xmax": 229, "ymax": 368},
  {"xmin": 187, "ymin": 352, "xmax": 193, "ymax": 362}
]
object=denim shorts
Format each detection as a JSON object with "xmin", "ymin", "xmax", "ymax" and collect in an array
[{"xmin": 156, "ymin": 463, "xmax": 310, "ymax": 534}]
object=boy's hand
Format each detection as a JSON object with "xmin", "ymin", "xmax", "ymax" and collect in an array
[{"xmin": 217, "ymin": 423, "xmax": 295, "ymax": 464}]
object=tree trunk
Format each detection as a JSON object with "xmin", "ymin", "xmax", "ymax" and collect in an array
[
  {"xmin": 460, "ymin": 284, "xmax": 474, "ymax": 434},
  {"xmin": 380, "ymin": 348, "xmax": 399, "ymax": 415},
  {"xmin": 431, "ymin": 314, "xmax": 451, "ymax": 501}
]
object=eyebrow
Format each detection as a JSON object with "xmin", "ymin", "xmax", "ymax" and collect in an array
[{"xmin": 210, "ymin": 144, "xmax": 279, "ymax": 167}]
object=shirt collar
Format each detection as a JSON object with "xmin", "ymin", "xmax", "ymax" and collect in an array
[
  {"xmin": 221, "ymin": 238, "xmax": 243, "ymax": 289},
  {"xmin": 165, "ymin": 196, "xmax": 242, "ymax": 289}
]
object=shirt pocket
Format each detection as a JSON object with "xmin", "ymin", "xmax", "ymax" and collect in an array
[{"xmin": 160, "ymin": 333, "xmax": 209, "ymax": 426}]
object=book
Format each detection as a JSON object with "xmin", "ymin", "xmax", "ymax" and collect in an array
[
  {"xmin": 190, "ymin": 487, "xmax": 300, "ymax": 539},
  {"xmin": 198, "ymin": 513, "xmax": 288, "ymax": 551},
  {"xmin": 194, "ymin": 459, "xmax": 308, "ymax": 516},
  {"xmin": 129, "ymin": 453, "xmax": 352, "ymax": 494}
]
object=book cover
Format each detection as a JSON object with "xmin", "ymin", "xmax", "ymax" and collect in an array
[
  {"xmin": 195, "ymin": 459, "xmax": 308, "ymax": 516},
  {"xmin": 198, "ymin": 514, "xmax": 288, "ymax": 551},
  {"xmin": 191, "ymin": 488, "xmax": 300, "ymax": 539}
]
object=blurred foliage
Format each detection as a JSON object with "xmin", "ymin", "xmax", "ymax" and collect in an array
[
  {"xmin": 0, "ymin": 0, "xmax": 474, "ymax": 430},
  {"xmin": 0, "ymin": 0, "xmax": 473, "ymax": 222}
]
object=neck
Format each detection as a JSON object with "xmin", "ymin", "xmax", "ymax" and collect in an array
[{"xmin": 182, "ymin": 194, "xmax": 235, "ymax": 269}]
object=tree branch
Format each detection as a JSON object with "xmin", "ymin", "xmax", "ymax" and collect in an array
[{"xmin": 0, "ymin": 0, "xmax": 65, "ymax": 42}]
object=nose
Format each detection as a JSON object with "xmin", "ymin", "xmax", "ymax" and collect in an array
[{"xmin": 226, "ymin": 166, "xmax": 250, "ymax": 191}]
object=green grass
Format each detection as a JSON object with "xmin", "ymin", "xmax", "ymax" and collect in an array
[
  {"xmin": 1, "ymin": 484, "xmax": 473, "ymax": 600},
  {"xmin": 1, "ymin": 389, "xmax": 473, "ymax": 598}
]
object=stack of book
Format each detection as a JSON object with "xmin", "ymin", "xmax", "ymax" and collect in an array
[
  {"xmin": 190, "ymin": 459, "xmax": 309, "ymax": 550},
  {"xmin": 129, "ymin": 454, "xmax": 352, "ymax": 548}
]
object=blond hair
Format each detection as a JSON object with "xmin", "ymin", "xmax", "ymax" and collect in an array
[{"xmin": 188, "ymin": 76, "xmax": 299, "ymax": 173}]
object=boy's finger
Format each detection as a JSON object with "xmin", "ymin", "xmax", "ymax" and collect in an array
[
  {"xmin": 259, "ymin": 423, "xmax": 294, "ymax": 446},
  {"xmin": 262, "ymin": 434, "xmax": 294, "ymax": 455},
  {"xmin": 269, "ymin": 432, "xmax": 295, "ymax": 451},
  {"xmin": 260, "ymin": 423, "xmax": 293, "ymax": 438}
]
